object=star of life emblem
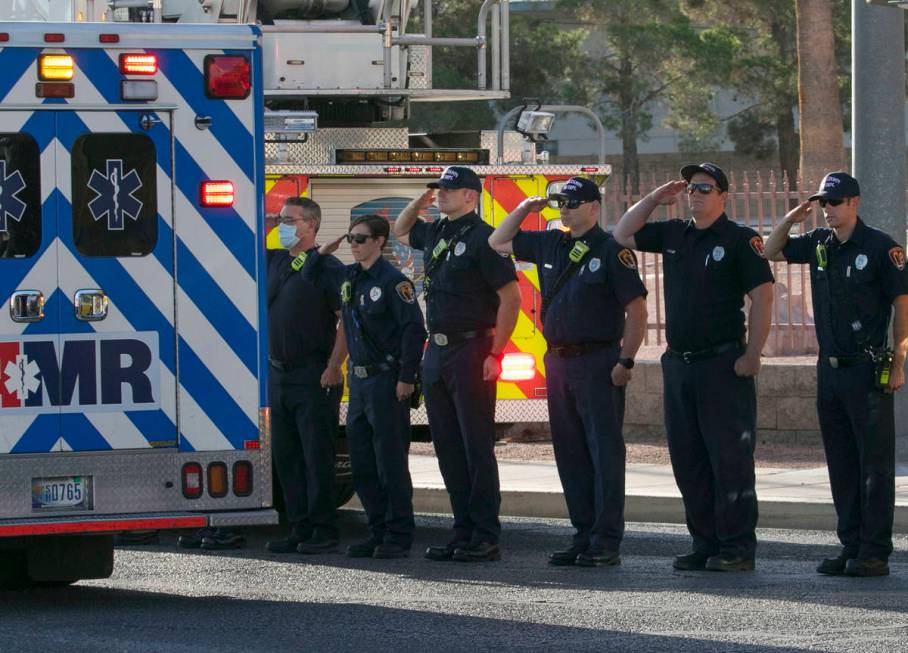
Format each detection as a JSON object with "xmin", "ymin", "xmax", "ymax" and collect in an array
[
  {"xmin": 0, "ymin": 160, "xmax": 28, "ymax": 233},
  {"xmin": 3, "ymin": 354, "xmax": 41, "ymax": 401},
  {"xmin": 87, "ymin": 159, "xmax": 144, "ymax": 230}
]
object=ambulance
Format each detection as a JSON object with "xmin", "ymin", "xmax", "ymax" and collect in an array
[{"xmin": 0, "ymin": 17, "xmax": 277, "ymax": 584}]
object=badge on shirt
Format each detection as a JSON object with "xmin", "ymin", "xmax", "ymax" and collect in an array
[
  {"xmin": 454, "ymin": 242, "xmax": 467, "ymax": 256},
  {"xmin": 889, "ymin": 246, "xmax": 906, "ymax": 271},
  {"xmin": 370, "ymin": 286, "xmax": 382, "ymax": 301},
  {"xmin": 855, "ymin": 253, "xmax": 868, "ymax": 271},
  {"xmin": 340, "ymin": 281, "xmax": 352, "ymax": 304},
  {"xmin": 395, "ymin": 280, "xmax": 416, "ymax": 304},
  {"xmin": 589, "ymin": 257, "xmax": 601, "ymax": 272},
  {"xmin": 617, "ymin": 249, "xmax": 637, "ymax": 270},
  {"xmin": 749, "ymin": 236, "xmax": 765, "ymax": 257},
  {"xmin": 712, "ymin": 246, "xmax": 725, "ymax": 262}
]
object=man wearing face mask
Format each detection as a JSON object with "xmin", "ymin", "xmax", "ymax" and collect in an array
[
  {"xmin": 488, "ymin": 177, "xmax": 648, "ymax": 568},
  {"xmin": 266, "ymin": 197, "xmax": 348, "ymax": 555}
]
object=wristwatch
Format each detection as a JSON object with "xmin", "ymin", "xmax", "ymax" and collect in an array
[{"xmin": 618, "ymin": 357, "xmax": 635, "ymax": 369}]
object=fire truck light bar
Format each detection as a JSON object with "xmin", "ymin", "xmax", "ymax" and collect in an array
[{"xmin": 336, "ymin": 149, "xmax": 489, "ymax": 165}]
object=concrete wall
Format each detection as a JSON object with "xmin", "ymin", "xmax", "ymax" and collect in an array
[{"xmin": 625, "ymin": 360, "xmax": 820, "ymax": 440}]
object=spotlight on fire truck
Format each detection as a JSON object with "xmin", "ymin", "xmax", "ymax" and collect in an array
[{"xmin": 516, "ymin": 110, "xmax": 555, "ymax": 138}]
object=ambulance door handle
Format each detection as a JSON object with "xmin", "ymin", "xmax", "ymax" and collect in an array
[
  {"xmin": 9, "ymin": 290, "xmax": 45, "ymax": 323},
  {"xmin": 74, "ymin": 289, "xmax": 109, "ymax": 322}
]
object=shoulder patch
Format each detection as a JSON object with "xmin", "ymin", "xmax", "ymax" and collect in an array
[
  {"xmin": 749, "ymin": 236, "xmax": 765, "ymax": 257},
  {"xmin": 889, "ymin": 246, "xmax": 906, "ymax": 271},
  {"xmin": 395, "ymin": 280, "xmax": 416, "ymax": 304},
  {"xmin": 617, "ymin": 248, "xmax": 637, "ymax": 270}
]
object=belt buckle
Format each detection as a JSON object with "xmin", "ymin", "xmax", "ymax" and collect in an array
[
  {"xmin": 433, "ymin": 333, "xmax": 449, "ymax": 347},
  {"xmin": 829, "ymin": 356, "xmax": 839, "ymax": 369},
  {"xmin": 681, "ymin": 351, "xmax": 693, "ymax": 364},
  {"xmin": 353, "ymin": 366, "xmax": 368, "ymax": 379}
]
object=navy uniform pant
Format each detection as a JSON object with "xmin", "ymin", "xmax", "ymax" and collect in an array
[
  {"xmin": 347, "ymin": 370, "xmax": 415, "ymax": 548},
  {"xmin": 661, "ymin": 347, "xmax": 758, "ymax": 558},
  {"xmin": 817, "ymin": 361, "xmax": 895, "ymax": 560},
  {"xmin": 422, "ymin": 336, "xmax": 500, "ymax": 544},
  {"xmin": 270, "ymin": 364, "xmax": 341, "ymax": 539},
  {"xmin": 545, "ymin": 345, "xmax": 626, "ymax": 552}
]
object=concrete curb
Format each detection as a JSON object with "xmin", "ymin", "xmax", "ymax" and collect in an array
[{"xmin": 391, "ymin": 488, "xmax": 908, "ymax": 533}]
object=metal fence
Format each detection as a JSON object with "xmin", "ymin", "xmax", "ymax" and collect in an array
[{"xmin": 601, "ymin": 171, "xmax": 826, "ymax": 356}]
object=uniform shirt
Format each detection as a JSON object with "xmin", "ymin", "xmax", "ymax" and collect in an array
[
  {"xmin": 267, "ymin": 247, "xmax": 342, "ymax": 362},
  {"xmin": 408, "ymin": 211, "xmax": 517, "ymax": 333},
  {"xmin": 302, "ymin": 252, "xmax": 427, "ymax": 384},
  {"xmin": 512, "ymin": 225, "xmax": 647, "ymax": 345},
  {"xmin": 635, "ymin": 213, "xmax": 774, "ymax": 352},
  {"xmin": 782, "ymin": 217, "xmax": 908, "ymax": 356}
]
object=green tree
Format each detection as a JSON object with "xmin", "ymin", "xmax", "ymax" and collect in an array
[{"xmin": 557, "ymin": 0, "xmax": 735, "ymax": 194}]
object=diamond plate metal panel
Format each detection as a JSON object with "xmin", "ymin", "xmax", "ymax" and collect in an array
[
  {"xmin": 265, "ymin": 128, "xmax": 411, "ymax": 165},
  {"xmin": 407, "ymin": 45, "xmax": 431, "ymax": 90},
  {"xmin": 265, "ymin": 163, "xmax": 611, "ymax": 176},
  {"xmin": 480, "ymin": 130, "xmax": 524, "ymax": 164}
]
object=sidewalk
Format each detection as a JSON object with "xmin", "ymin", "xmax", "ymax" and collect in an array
[{"xmin": 402, "ymin": 455, "xmax": 908, "ymax": 533}]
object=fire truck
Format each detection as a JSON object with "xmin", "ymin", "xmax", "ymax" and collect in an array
[{"xmin": 0, "ymin": 0, "xmax": 608, "ymax": 584}]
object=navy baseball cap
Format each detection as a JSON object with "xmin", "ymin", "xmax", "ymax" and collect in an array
[
  {"xmin": 680, "ymin": 162, "xmax": 729, "ymax": 193},
  {"xmin": 427, "ymin": 166, "xmax": 483, "ymax": 193},
  {"xmin": 808, "ymin": 171, "xmax": 860, "ymax": 201},
  {"xmin": 550, "ymin": 176, "xmax": 602, "ymax": 203}
]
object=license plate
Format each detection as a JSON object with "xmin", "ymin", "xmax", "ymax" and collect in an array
[{"xmin": 31, "ymin": 476, "xmax": 93, "ymax": 511}]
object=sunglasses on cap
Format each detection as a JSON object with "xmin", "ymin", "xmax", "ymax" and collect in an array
[
  {"xmin": 345, "ymin": 233, "xmax": 376, "ymax": 244},
  {"xmin": 547, "ymin": 196, "xmax": 595, "ymax": 210},
  {"xmin": 817, "ymin": 198, "xmax": 845, "ymax": 208},
  {"xmin": 687, "ymin": 183, "xmax": 720, "ymax": 195}
]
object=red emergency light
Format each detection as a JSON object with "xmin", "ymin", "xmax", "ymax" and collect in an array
[
  {"xmin": 384, "ymin": 167, "xmax": 402, "ymax": 173},
  {"xmin": 44, "ymin": 33, "xmax": 65, "ymax": 43},
  {"xmin": 120, "ymin": 53, "xmax": 158, "ymax": 75},
  {"xmin": 233, "ymin": 461, "xmax": 253, "ymax": 497},
  {"xmin": 579, "ymin": 167, "xmax": 599, "ymax": 173},
  {"xmin": 0, "ymin": 34, "xmax": 9, "ymax": 43},
  {"xmin": 200, "ymin": 181, "xmax": 235, "ymax": 207},
  {"xmin": 99, "ymin": 34, "xmax": 120, "ymax": 44},
  {"xmin": 204, "ymin": 55, "xmax": 250, "ymax": 99}
]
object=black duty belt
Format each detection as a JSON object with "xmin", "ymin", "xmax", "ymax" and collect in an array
[
  {"xmin": 822, "ymin": 353, "xmax": 873, "ymax": 369},
  {"xmin": 350, "ymin": 362, "xmax": 394, "ymax": 379},
  {"xmin": 428, "ymin": 328, "xmax": 495, "ymax": 347},
  {"xmin": 666, "ymin": 340, "xmax": 743, "ymax": 364},
  {"xmin": 548, "ymin": 340, "xmax": 619, "ymax": 359}
]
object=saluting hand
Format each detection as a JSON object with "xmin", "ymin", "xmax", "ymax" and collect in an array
[
  {"xmin": 396, "ymin": 382, "xmax": 415, "ymax": 402},
  {"xmin": 319, "ymin": 234, "xmax": 346, "ymax": 256},
  {"xmin": 649, "ymin": 180, "xmax": 688, "ymax": 206},
  {"xmin": 784, "ymin": 201, "xmax": 812, "ymax": 224},
  {"xmin": 411, "ymin": 189, "xmax": 436, "ymax": 211},
  {"xmin": 520, "ymin": 196, "xmax": 549, "ymax": 213}
]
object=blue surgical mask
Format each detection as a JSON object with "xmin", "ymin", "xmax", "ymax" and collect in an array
[{"xmin": 278, "ymin": 222, "xmax": 300, "ymax": 249}]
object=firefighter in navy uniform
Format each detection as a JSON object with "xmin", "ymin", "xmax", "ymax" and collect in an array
[
  {"xmin": 393, "ymin": 166, "xmax": 521, "ymax": 563},
  {"xmin": 764, "ymin": 172, "xmax": 908, "ymax": 577},
  {"xmin": 300, "ymin": 214, "xmax": 427, "ymax": 559},
  {"xmin": 265, "ymin": 197, "xmax": 348, "ymax": 555},
  {"xmin": 615, "ymin": 163, "xmax": 774, "ymax": 572},
  {"xmin": 489, "ymin": 177, "xmax": 647, "ymax": 567}
]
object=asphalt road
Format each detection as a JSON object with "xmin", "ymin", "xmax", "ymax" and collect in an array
[{"xmin": 1, "ymin": 512, "xmax": 905, "ymax": 653}]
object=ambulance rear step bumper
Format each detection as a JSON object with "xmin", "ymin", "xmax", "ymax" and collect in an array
[{"xmin": 0, "ymin": 509, "xmax": 279, "ymax": 538}]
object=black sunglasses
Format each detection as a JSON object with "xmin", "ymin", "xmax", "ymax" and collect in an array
[
  {"xmin": 687, "ymin": 183, "xmax": 719, "ymax": 195},
  {"xmin": 547, "ymin": 196, "xmax": 594, "ymax": 210},
  {"xmin": 345, "ymin": 233, "xmax": 376, "ymax": 244},
  {"xmin": 817, "ymin": 198, "xmax": 844, "ymax": 208}
]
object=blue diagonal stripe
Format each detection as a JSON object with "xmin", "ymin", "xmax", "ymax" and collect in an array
[
  {"xmin": 0, "ymin": 47, "xmax": 40, "ymax": 100},
  {"xmin": 10, "ymin": 414, "xmax": 60, "ymax": 454},
  {"xmin": 60, "ymin": 413, "xmax": 113, "ymax": 451}
]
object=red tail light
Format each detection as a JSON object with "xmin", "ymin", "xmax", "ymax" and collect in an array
[
  {"xmin": 120, "ymin": 54, "xmax": 158, "ymax": 75},
  {"xmin": 44, "ymin": 33, "xmax": 65, "ymax": 43},
  {"xmin": 200, "ymin": 181, "xmax": 235, "ymax": 207},
  {"xmin": 204, "ymin": 55, "xmax": 250, "ymax": 99},
  {"xmin": 99, "ymin": 34, "xmax": 120, "ymax": 44},
  {"xmin": 181, "ymin": 462, "xmax": 203, "ymax": 499},
  {"xmin": 500, "ymin": 352, "xmax": 536, "ymax": 382},
  {"xmin": 233, "ymin": 461, "xmax": 253, "ymax": 497}
]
